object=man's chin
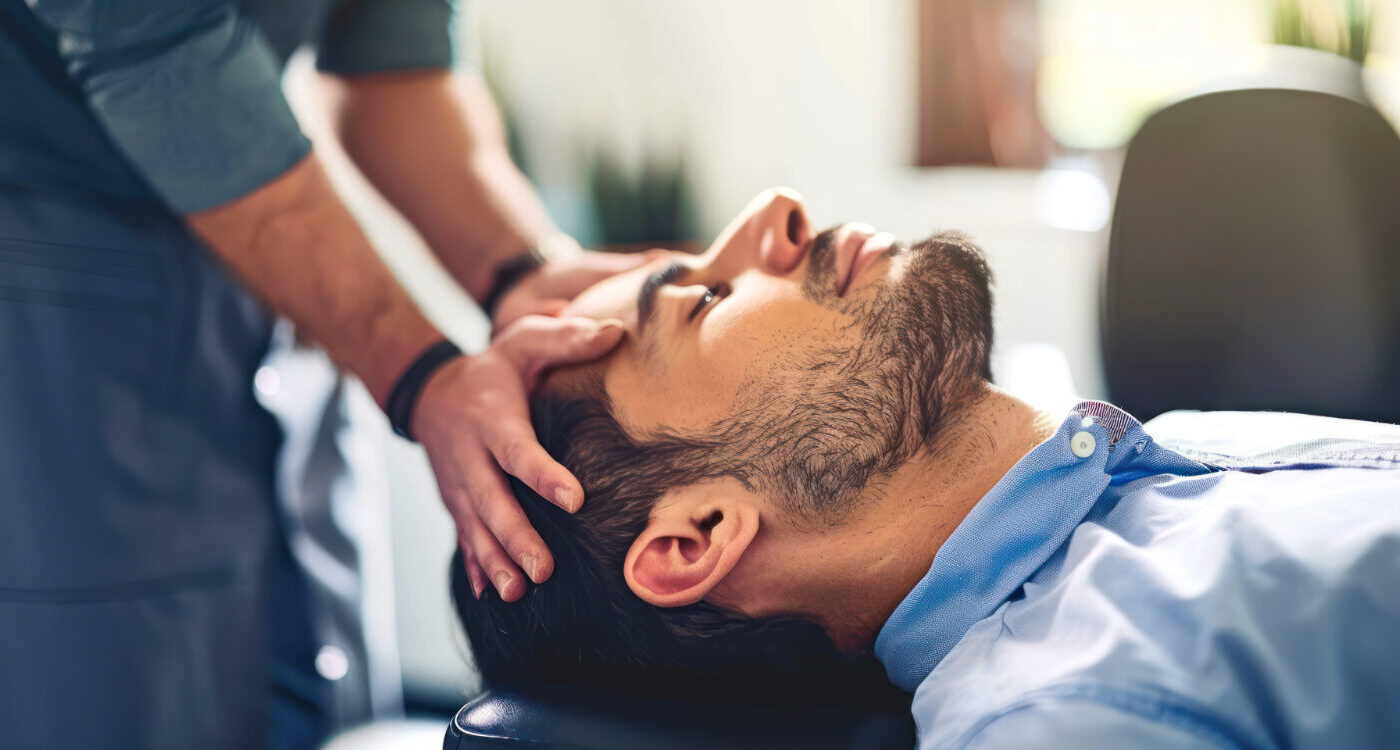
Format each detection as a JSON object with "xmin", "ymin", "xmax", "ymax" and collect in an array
[{"xmin": 846, "ymin": 250, "xmax": 903, "ymax": 299}]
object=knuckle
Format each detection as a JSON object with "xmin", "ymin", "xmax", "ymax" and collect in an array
[
  {"xmin": 504, "ymin": 315, "xmax": 553, "ymax": 339},
  {"xmin": 445, "ymin": 505, "xmax": 479, "ymax": 538},
  {"xmin": 504, "ymin": 537, "xmax": 540, "ymax": 565},
  {"xmin": 497, "ymin": 524, "xmax": 540, "ymax": 559},
  {"xmin": 570, "ymin": 329, "xmax": 597, "ymax": 349},
  {"xmin": 439, "ymin": 486, "xmax": 472, "ymax": 517},
  {"xmin": 455, "ymin": 473, "xmax": 487, "ymax": 503},
  {"xmin": 465, "ymin": 480, "xmax": 505, "ymax": 513},
  {"xmin": 457, "ymin": 520, "xmax": 483, "ymax": 549},
  {"xmin": 466, "ymin": 525, "xmax": 510, "ymax": 568},
  {"xmin": 496, "ymin": 439, "xmax": 529, "ymax": 473},
  {"xmin": 482, "ymin": 508, "xmax": 536, "ymax": 549},
  {"xmin": 478, "ymin": 548, "xmax": 514, "ymax": 576}
]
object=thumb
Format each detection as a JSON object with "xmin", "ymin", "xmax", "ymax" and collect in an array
[
  {"xmin": 531, "ymin": 299, "xmax": 572, "ymax": 317},
  {"xmin": 622, "ymin": 248, "xmax": 671, "ymax": 267},
  {"xmin": 492, "ymin": 297, "xmax": 570, "ymax": 334},
  {"xmin": 495, "ymin": 315, "xmax": 627, "ymax": 380}
]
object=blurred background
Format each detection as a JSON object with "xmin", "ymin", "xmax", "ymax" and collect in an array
[{"xmin": 285, "ymin": 0, "xmax": 1400, "ymax": 743}]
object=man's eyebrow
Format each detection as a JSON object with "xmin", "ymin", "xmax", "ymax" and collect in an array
[{"xmin": 636, "ymin": 261, "xmax": 687, "ymax": 337}]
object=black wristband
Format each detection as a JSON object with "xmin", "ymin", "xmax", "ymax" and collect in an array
[
  {"xmin": 386, "ymin": 339, "xmax": 463, "ymax": 441},
  {"xmin": 481, "ymin": 248, "xmax": 547, "ymax": 318}
]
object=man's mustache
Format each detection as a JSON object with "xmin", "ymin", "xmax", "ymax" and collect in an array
[{"xmin": 801, "ymin": 226, "xmax": 845, "ymax": 303}]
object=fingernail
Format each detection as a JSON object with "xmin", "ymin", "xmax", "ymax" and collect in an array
[
  {"xmin": 521, "ymin": 554, "xmax": 543, "ymax": 584},
  {"xmin": 493, "ymin": 573, "xmax": 514, "ymax": 596},
  {"xmin": 596, "ymin": 319, "xmax": 625, "ymax": 334},
  {"xmin": 471, "ymin": 578, "xmax": 484, "ymax": 599},
  {"xmin": 554, "ymin": 485, "xmax": 581, "ymax": 511}
]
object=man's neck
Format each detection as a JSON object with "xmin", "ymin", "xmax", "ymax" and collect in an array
[{"xmin": 803, "ymin": 387, "xmax": 1055, "ymax": 650}]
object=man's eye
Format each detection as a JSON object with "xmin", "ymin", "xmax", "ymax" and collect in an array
[{"xmin": 687, "ymin": 283, "xmax": 729, "ymax": 322}]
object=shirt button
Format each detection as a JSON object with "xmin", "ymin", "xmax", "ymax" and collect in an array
[
  {"xmin": 1071, "ymin": 431, "xmax": 1096, "ymax": 458},
  {"xmin": 254, "ymin": 366, "xmax": 281, "ymax": 396}
]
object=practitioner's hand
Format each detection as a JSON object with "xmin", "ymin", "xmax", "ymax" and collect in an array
[
  {"xmin": 493, "ymin": 248, "xmax": 667, "ymax": 330},
  {"xmin": 412, "ymin": 314, "xmax": 626, "ymax": 602}
]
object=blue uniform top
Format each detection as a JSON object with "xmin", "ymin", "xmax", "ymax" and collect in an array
[
  {"xmin": 876, "ymin": 402, "xmax": 1400, "ymax": 749},
  {"xmin": 0, "ymin": 0, "xmax": 454, "ymax": 212}
]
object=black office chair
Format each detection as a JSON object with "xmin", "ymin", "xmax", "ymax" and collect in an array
[
  {"xmin": 443, "ymin": 679, "xmax": 915, "ymax": 749},
  {"xmin": 1104, "ymin": 80, "xmax": 1400, "ymax": 424}
]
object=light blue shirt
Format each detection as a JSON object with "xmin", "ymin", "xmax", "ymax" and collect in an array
[{"xmin": 876, "ymin": 402, "xmax": 1400, "ymax": 749}]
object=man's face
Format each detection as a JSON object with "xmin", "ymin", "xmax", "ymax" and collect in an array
[
  {"xmin": 563, "ymin": 188, "xmax": 906, "ymax": 434},
  {"xmin": 556, "ymin": 188, "xmax": 993, "ymax": 524}
]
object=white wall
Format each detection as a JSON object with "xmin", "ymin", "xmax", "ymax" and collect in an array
[{"xmin": 474, "ymin": 0, "xmax": 1110, "ymax": 397}]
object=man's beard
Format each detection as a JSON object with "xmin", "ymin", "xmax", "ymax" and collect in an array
[{"xmin": 711, "ymin": 228, "xmax": 992, "ymax": 526}]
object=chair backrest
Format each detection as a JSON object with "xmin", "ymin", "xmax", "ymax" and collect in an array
[
  {"xmin": 1104, "ymin": 83, "xmax": 1400, "ymax": 424},
  {"xmin": 443, "ymin": 680, "xmax": 915, "ymax": 750}
]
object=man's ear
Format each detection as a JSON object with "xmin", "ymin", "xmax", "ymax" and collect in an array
[{"xmin": 623, "ymin": 489, "xmax": 760, "ymax": 608}]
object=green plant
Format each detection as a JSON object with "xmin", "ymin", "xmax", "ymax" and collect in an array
[
  {"xmin": 1340, "ymin": 0, "xmax": 1372, "ymax": 63},
  {"xmin": 478, "ymin": 43, "xmax": 698, "ymax": 248},
  {"xmin": 1272, "ymin": 0, "xmax": 1314, "ymax": 50},
  {"xmin": 583, "ymin": 150, "xmax": 699, "ymax": 247},
  {"xmin": 1271, "ymin": 0, "xmax": 1373, "ymax": 64}
]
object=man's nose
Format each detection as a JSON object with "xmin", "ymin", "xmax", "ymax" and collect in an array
[{"xmin": 754, "ymin": 188, "xmax": 812, "ymax": 275}]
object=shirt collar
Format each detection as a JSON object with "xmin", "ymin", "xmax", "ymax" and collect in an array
[{"xmin": 873, "ymin": 401, "xmax": 1209, "ymax": 691}]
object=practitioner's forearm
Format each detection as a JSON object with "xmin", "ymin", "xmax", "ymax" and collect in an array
[
  {"xmin": 187, "ymin": 153, "xmax": 440, "ymax": 406},
  {"xmin": 323, "ymin": 70, "xmax": 558, "ymax": 302}
]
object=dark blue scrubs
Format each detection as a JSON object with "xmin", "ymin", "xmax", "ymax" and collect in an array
[{"xmin": 0, "ymin": 2, "xmax": 453, "ymax": 747}]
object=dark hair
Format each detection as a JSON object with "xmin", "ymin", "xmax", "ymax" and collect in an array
[{"xmin": 450, "ymin": 385, "xmax": 901, "ymax": 703}]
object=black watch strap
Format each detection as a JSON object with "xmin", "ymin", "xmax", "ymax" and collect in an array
[
  {"xmin": 481, "ymin": 248, "xmax": 547, "ymax": 318},
  {"xmin": 386, "ymin": 339, "xmax": 463, "ymax": 441}
]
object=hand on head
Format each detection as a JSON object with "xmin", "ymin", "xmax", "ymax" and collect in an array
[{"xmin": 415, "ymin": 246, "xmax": 660, "ymax": 602}]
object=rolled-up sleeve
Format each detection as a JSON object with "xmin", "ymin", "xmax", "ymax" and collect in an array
[
  {"xmin": 24, "ymin": 0, "xmax": 311, "ymax": 213},
  {"xmin": 316, "ymin": 0, "xmax": 455, "ymax": 76}
]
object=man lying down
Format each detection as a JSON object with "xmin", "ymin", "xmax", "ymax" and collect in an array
[{"xmin": 451, "ymin": 189, "xmax": 1400, "ymax": 749}]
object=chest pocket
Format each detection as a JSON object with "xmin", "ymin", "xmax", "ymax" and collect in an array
[
  {"xmin": 0, "ymin": 235, "xmax": 161, "ymax": 311},
  {"xmin": 0, "ymin": 195, "xmax": 183, "ymax": 402}
]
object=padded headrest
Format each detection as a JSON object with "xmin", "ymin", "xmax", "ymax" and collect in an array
[{"xmin": 443, "ymin": 680, "xmax": 915, "ymax": 749}]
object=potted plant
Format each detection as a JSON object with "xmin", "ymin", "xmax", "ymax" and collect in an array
[{"xmin": 1267, "ymin": 0, "xmax": 1374, "ymax": 100}]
